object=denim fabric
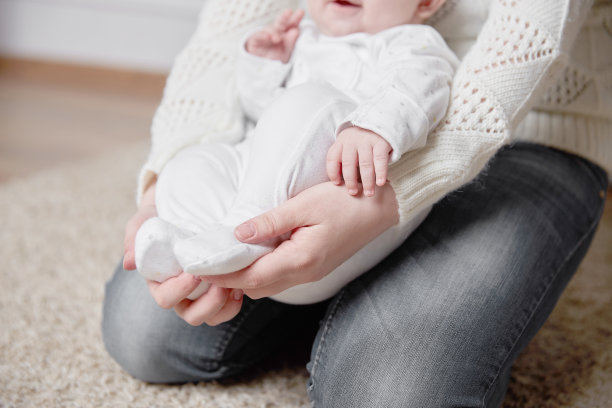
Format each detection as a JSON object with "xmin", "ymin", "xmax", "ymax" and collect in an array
[
  {"xmin": 102, "ymin": 269, "xmax": 325, "ymax": 383},
  {"xmin": 102, "ymin": 142, "xmax": 608, "ymax": 406}
]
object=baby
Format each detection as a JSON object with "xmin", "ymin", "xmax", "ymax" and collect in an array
[{"xmin": 135, "ymin": 0, "xmax": 458, "ymax": 304}]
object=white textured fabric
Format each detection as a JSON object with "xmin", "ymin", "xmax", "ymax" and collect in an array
[
  {"xmin": 137, "ymin": 0, "xmax": 609, "ymax": 229},
  {"xmin": 138, "ymin": 84, "xmax": 430, "ymax": 304},
  {"xmin": 237, "ymin": 19, "xmax": 458, "ymax": 162}
]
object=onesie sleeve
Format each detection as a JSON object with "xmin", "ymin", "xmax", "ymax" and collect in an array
[
  {"xmin": 340, "ymin": 26, "xmax": 459, "ymax": 163},
  {"xmin": 136, "ymin": 0, "xmax": 301, "ymax": 202},
  {"xmin": 387, "ymin": 0, "xmax": 592, "ymax": 227},
  {"xmin": 236, "ymin": 31, "xmax": 293, "ymax": 121}
]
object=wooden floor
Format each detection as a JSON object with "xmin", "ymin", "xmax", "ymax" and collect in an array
[{"xmin": 0, "ymin": 58, "xmax": 165, "ymax": 182}]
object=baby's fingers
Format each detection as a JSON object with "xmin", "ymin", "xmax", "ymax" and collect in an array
[
  {"xmin": 287, "ymin": 9, "xmax": 305, "ymax": 28},
  {"xmin": 373, "ymin": 141, "xmax": 392, "ymax": 186},
  {"xmin": 358, "ymin": 146, "xmax": 376, "ymax": 197},
  {"xmin": 248, "ymin": 30, "xmax": 276, "ymax": 51},
  {"xmin": 326, "ymin": 141, "xmax": 343, "ymax": 185},
  {"xmin": 275, "ymin": 9, "xmax": 294, "ymax": 31},
  {"xmin": 342, "ymin": 147, "xmax": 359, "ymax": 195},
  {"xmin": 276, "ymin": 9, "xmax": 304, "ymax": 31}
]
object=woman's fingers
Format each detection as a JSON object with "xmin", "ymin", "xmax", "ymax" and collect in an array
[
  {"xmin": 123, "ymin": 205, "xmax": 156, "ymax": 270},
  {"xmin": 123, "ymin": 214, "xmax": 143, "ymax": 269},
  {"xmin": 204, "ymin": 289, "xmax": 244, "ymax": 326},
  {"xmin": 174, "ymin": 286, "xmax": 243, "ymax": 326},
  {"xmin": 203, "ymin": 237, "xmax": 315, "ymax": 296},
  {"xmin": 234, "ymin": 197, "xmax": 310, "ymax": 244},
  {"xmin": 147, "ymin": 273, "xmax": 202, "ymax": 309}
]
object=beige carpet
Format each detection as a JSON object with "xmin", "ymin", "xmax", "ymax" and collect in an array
[{"xmin": 0, "ymin": 142, "xmax": 610, "ymax": 407}]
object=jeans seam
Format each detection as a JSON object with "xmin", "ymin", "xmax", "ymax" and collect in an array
[
  {"xmin": 572, "ymin": 154, "xmax": 608, "ymax": 190},
  {"xmin": 480, "ymin": 195, "xmax": 606, "ymax": 407},
  {"xmin": 211, "ymin": 299, "xmax": 262, "ymax": 362},
  {"xmin": 307, "ymin": 290, "xmax": 346, "ymax": 405}
]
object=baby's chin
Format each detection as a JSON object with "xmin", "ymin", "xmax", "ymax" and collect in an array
[
  {"xmin": 318, "ymin": 22, "xmax": 367, "ymax": 36},
  {"xmin": 317, "ymin": 21, "xmax": 403, "ymax": 36}
]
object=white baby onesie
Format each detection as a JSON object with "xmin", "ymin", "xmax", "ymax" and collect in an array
[{"xmin": 135, "ymin": 20, "xmax": 458, "ymax": 304}]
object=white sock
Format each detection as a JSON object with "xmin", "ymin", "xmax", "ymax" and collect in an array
[
  {"xmin": 134, "ymin": 217, "xmax": 210, "ymax": 300},
  {"xmin": 173, "ymin": 204, "xmax": 279, "ymax": 276}
]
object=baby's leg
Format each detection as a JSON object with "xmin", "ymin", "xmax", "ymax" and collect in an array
[
  {"xmin": 135, "ymin": 142, "xmax": 247, "ymax": 299},
  {"xmin": 175, "ymin": 84, "xmax": 355, "ymax": 277}
]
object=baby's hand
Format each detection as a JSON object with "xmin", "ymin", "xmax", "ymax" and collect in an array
[
  {"xmin": 327, "ymin": 127, "xmax": 393, "ymax": 197},
  {"xmin": 246, "ymin": 9, "xmax": 305, "ymax": 63}
]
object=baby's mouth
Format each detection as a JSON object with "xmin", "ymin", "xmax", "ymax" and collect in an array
[{"xmin": 332, "ymin": 0, "xmax": 361, "ymax": 7}]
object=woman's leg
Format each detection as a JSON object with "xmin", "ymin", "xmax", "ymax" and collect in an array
[
  {"xmin": 307, "ymin": 142, "xmax": 608, "ymax": 407},
  {"xmin": 102, "ymin": 263, "xmax": 326, "ymax": 383}
]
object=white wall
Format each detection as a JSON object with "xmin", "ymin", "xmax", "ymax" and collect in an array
[{"xmin": 0, "ymin": 0, "xmax": 205, "ymax": 73}]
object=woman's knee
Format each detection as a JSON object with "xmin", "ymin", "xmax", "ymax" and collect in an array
[
  {"xmin": 101, "ymin": 264, "xmax": 234, "ymax": 383},
  {"xmin": 306, "ymin": 285, "xmax": 507, "ymax": 408}
]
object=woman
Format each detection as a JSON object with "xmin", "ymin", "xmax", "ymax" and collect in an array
[{"xmin": 102, "ymin": 0, "xmax": 610, "ymax": 406}]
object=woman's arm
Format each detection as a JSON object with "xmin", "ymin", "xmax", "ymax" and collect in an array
[{"xmin": 388, "ymin": 0, "xmax": 593, "ymax": 226}]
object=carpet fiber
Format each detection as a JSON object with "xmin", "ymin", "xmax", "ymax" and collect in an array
[{"xmin": 1, "ymin": 142, "xmax": 610, "ymax": 407}]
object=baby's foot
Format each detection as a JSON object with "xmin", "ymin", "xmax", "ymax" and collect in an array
[
  {"xmin": 135, "ymin": 217, "xmax": 210, "ymax": 300},
  {"xmin": 174, "ymin": 223, "xmax": 278, "ymax": 277}
]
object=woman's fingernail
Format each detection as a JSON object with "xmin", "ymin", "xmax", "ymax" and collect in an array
[
  {"xmin": 235, "ymin": 222, "xmax": 256, "ymax": 240},
  {"xmin": 232, "ymin": 289, "xmax": 244, "ymax": 301}
]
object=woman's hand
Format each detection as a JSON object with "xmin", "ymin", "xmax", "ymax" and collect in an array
[
  {"xmin": 122, "ymin": 180, "xmax": 243, "ymax": 326},
  {"xmin": 147, "ymin": 275, "xmax": 244, "ymax": 327},
  {"xmin": 123, "ymin": 182, "xmax": 158, "ymax": 271},
  {"xmin": 202, "ymin": 181, "xmax": 399, "ymax": 299}
]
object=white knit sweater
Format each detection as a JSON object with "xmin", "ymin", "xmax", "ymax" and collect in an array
[{"xmin": 139, "ymin": 0, "xmax": 611, "ymax": 226}]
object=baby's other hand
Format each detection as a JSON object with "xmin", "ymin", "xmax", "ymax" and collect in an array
[
  {"xmin": 326, "ymin": 127, "xmax": 392, "ymax": 197},
  {"xmin": 246, "ymin": 9, "xmax": 305, "ymax": 63}
]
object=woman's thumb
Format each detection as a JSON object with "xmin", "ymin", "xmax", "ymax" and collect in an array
[{"xmin": 234, "ymin": 201, "xmax": 303, "ymax": 243}]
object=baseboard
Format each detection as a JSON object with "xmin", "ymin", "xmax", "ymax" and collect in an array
[{"xmin": 0, "ymin": 0, "xmax": 204, "ymax": 73}]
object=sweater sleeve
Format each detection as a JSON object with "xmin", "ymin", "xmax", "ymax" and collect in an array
[
  {"xmin": 388, "ymin": 0, "xmax": 593, "ymax": 227},
  {"xmin": 136, "ymin": 0, "xmax": 300, "ymax": 202}
]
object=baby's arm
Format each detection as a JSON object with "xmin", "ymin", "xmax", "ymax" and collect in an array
[
  {"xmin": 246, "ymin": 9, "xmax": 304, "ymax": 63},
  {"xmin": 326, "ymin": 127, "xmax": 392, "ymax": 197},
  {"xmin": 237, "ymin": 9, "xmax": 304, "ymax": 120},
  {"xmin": 328, "ymin": 27, "xmax": 457, "ymax": 197}
]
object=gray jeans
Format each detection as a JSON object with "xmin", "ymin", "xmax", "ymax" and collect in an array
[{"xmin": 102, "ymin": 142, "xmax": 608, "ymax": 407}]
